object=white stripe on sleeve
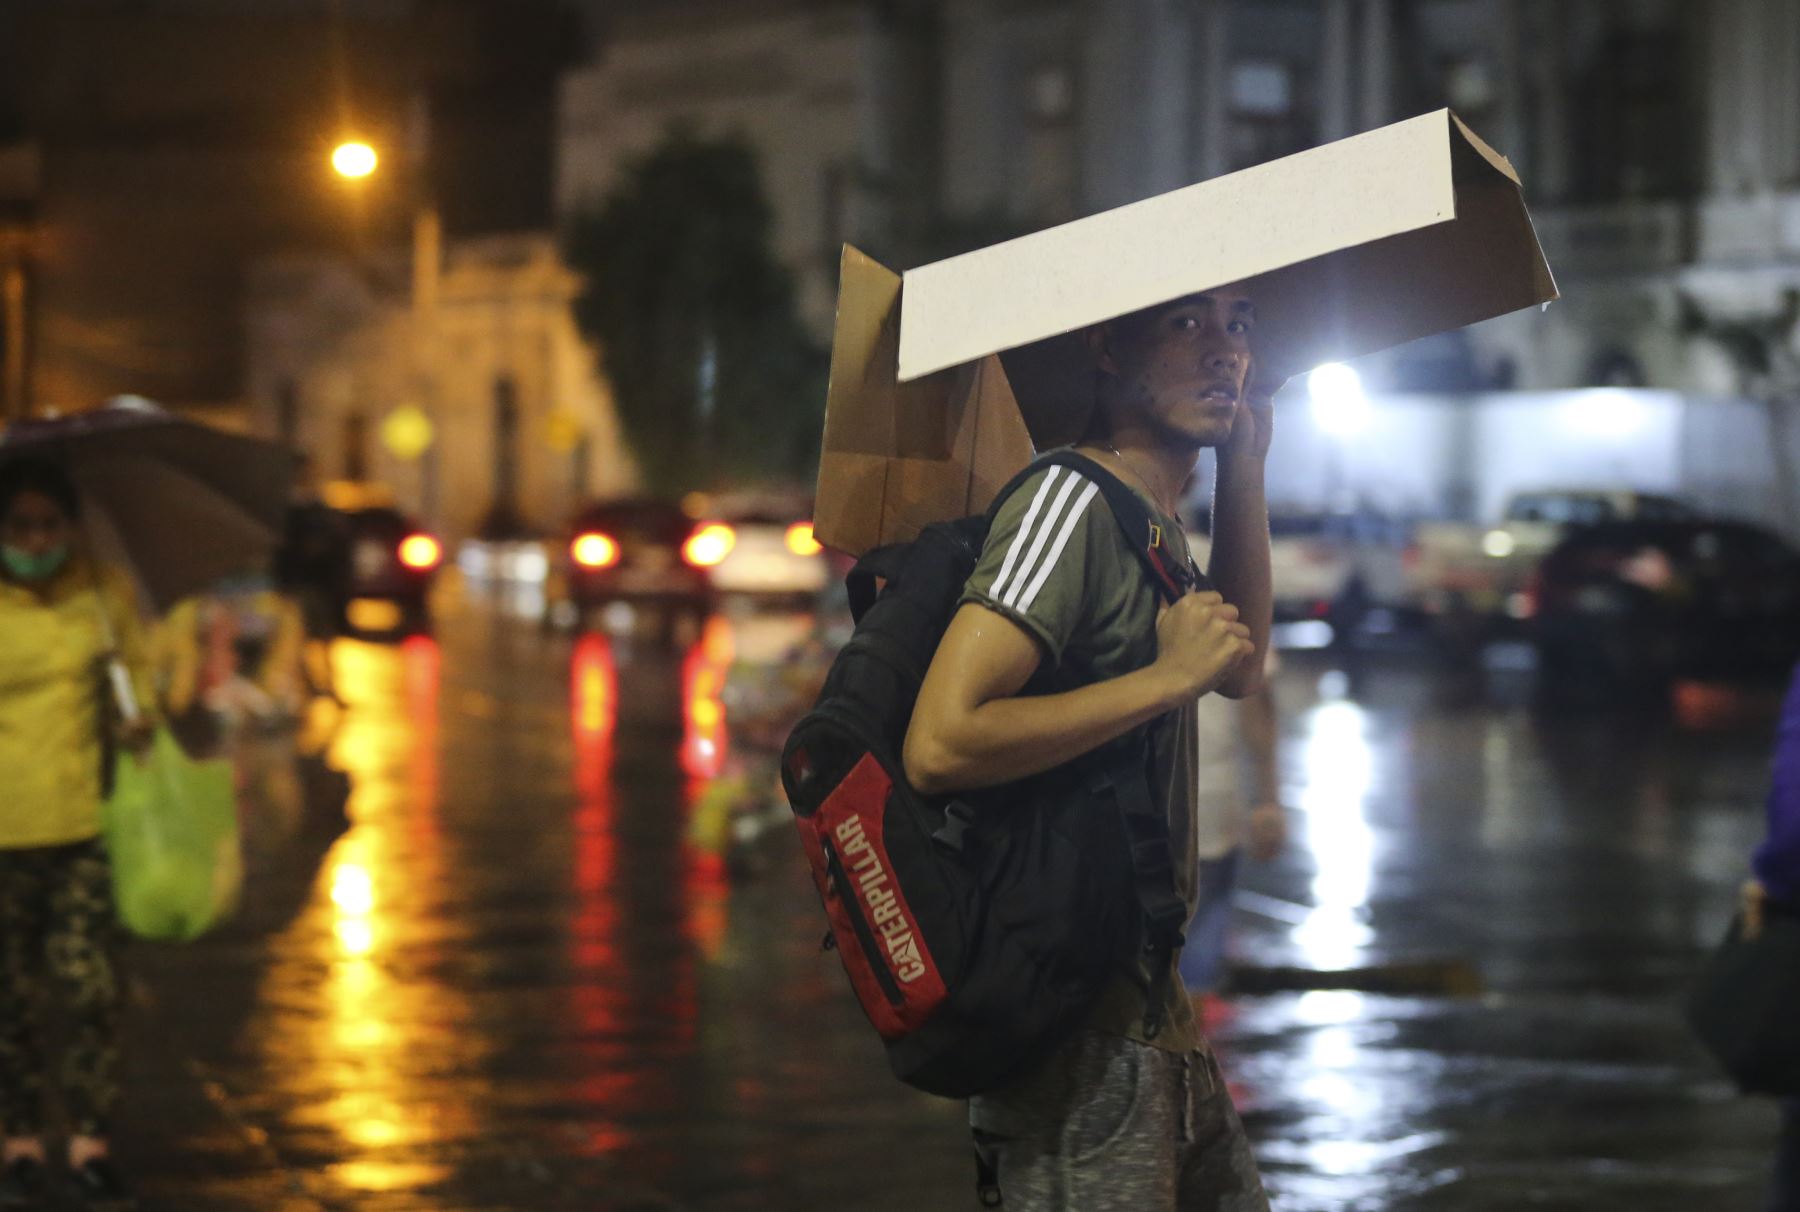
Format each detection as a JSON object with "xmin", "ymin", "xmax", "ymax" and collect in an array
[
  {"xmin": 1001, "ymin": 471, "xmax": 1086, "ymax": 609},
  {"xmin": 988, "ymin": 467, "xmax": 1061, "ymax": 603},
  {"xmin": 1014, "ymin": 480, "xmax": 1101, "ymax": 612}
]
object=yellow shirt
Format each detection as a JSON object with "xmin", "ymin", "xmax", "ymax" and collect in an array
[{"xmin": 0, "ymin": 559, "xmax": 154, "ymax": 849}]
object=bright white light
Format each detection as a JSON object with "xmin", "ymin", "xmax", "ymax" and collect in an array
[
  {"xmin": 1295, "ymin": 699, "xmax": 1377, "ymax": 969},
  {"xmin": 1308, "ymin": 362, "xmax": 1371, "ymax": 437},
  {"xmin": 1481, "ymin": 529, "xmax": 1516, "ymax": 558},
  {"xmin": 1564, "ymin": 388, "xmax": 1643, "ymax": 438}
]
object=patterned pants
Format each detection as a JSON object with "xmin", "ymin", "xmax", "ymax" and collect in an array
[
  {"xmin": 0, "ymin": 838, "xmax": 122, "ymax": 1138},
  {"xmin": 970, "ymin": 1031, "xmax": 1270, "ymax": 1211}
]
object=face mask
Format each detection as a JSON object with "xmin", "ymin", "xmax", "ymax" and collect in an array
[{"xmin": 1, "ymin": 543, "xmax": 71, "ymax": 583}]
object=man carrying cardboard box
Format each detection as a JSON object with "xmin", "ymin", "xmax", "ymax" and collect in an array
[
  {"xmin": 807, "ymin": 109, "xmax": 1557, "ymax": 1208},
  {"xmin": 903, "ymin": 283, "xmax": 1276, "ymax": 1210}
]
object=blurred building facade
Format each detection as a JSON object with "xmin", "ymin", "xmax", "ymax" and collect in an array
[
  {"xmin": 557, "ymin": 0, "xmax": 922, "ymax": 336},
  {"xmin": 246, "ymin": 232, "xmax": 635, "ymax": 544},
  {"xmin": 553, "ymin": 0, "xmax": 1800, "ymax": 533},
  {"xmin": 557, "ymin": 0, "xmax": 1800, "ymax": 396}
]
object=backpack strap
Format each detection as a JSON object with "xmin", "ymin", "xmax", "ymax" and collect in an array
[
  {"xmin": 1083, "ymin": 733, "xmax": 1191, "ymax": 1040},
  {"xmin": 989, "ymin": 450, "xmax": 1202, "ymax": 1040},
  {"xmin": 845, "ymin": 542, "xmax": 910, "ymax": 622},
  {"xmin": 988, "ymin": 448, "xmax": 1207, "ymax": 607}
]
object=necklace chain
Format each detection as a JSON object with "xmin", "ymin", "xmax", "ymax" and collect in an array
[{"xmin": 1097, "ymin": 442, "xmax": 1181, "ymax": 522}]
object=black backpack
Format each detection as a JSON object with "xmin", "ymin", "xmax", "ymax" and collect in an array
[{"xmin": 781, "ymin": 449, "xmax": 1209, "ymax": 1099}]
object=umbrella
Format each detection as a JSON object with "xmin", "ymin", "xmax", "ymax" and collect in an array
[{"xmin": 0, "ymin": 398, "xmax": 298, "ymax": 612}]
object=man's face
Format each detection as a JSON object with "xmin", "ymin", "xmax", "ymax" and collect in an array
[{"xmin": 1093, "ymin": 285, "xmax": 1255, "ymax": 449}]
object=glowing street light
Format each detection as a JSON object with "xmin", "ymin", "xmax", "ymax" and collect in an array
[
  {"xmin": 331, "ymin": 141, "xmax": 379, "ymax": 180},
  {"xmin": 1307, "ymin": 362, "xmax": 1371, "ymax": 437}
]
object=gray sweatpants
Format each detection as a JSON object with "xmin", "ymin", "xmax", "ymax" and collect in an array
[{"xmin": 969, "ymin": 1030, "xmax": 1269, "ymax": 1211}]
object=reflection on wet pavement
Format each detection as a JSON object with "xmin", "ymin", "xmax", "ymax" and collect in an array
[{"xmin": 118, "ymin": 609, "xmax": 1787, "ymax": 1210}]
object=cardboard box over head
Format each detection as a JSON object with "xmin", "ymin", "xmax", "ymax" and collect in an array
[{"xmin": 815, "ymin": 109, "xmax": 1557, "ymax": 556}]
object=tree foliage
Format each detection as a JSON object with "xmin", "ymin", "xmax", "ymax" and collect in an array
[{"xmin": 565, "ymin": 130, "xmax": 825, "ymax": 495}]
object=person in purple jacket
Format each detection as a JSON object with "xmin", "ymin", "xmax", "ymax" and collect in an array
[{"xmin": 1744, "ymin": 661, "xmax": 1800, "ymax": 1212}]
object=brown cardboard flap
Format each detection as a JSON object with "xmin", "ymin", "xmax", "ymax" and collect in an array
[{"xmin": 813, "ymin": 247, "xmax": 1033, "ymax": 556}]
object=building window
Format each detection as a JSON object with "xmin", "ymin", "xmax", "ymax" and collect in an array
[
  {"xmin": 1024, "ymin": 64, "xmax": 1074, "ymax": 125},
  {"xmin": 1229, "ymin": 60, "xmax": 1291, "ymax": 116},
  {"xmin": 821, "ymin": 162, "xmax": 849, "ymax": 268},
  {"xmin": 276, "ymin": 378, "xmax": 299, "ymax": 447},
  {"xmin": 1227, "ymin": 58, "xmax": 1306, "ymax": 170},
  {"xmin": 1572, "ymin": 28, "xmax": 1686, "ymax": 201},
  {"xmin": 572, "ymin": 432, "xmax": 592, "ymax": 502},
  {"xmin": 488, "ymin": 375, "xmax": 520, "ymax": 535},
  {"xmin": 1439, "ymin": 55, "xmax": 1498, "ymax": 130},
  {"xmin": 342, "ymin": 410, "xmax": 368, "ymax": 482}
]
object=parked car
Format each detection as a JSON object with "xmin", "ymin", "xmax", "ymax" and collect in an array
[
  {"xmin": 554, "ymin": 498, "xmax": 718, "ymax": 629},
  {"xmin": 275, "ymin": 482, "xmax": 439, "ymax": 638},
  {"xmin": 339, "ymin": 506, "xmax": 441, "ymax": 635},
  {"xmin": 1531, "ymin": 518, "xmax": 1800, "ymax": 695},
  {"xmin": 1188, "ymin": 507, "xmax": 1416, "ymax": 638},
  {"xmin": 700, "ymin": 492, "xmax": 830, "ymax": 601},
  {"xmin": 1410, "ymin": 489, "xmax": 1700, "ymax": 627}
]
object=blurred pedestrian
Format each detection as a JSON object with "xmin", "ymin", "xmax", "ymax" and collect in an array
[
  {"xmin": 157, "ymin": 572, "xmax": 307, "ymax": 750},
  {"xmin": 0, "ymin": 459, "xmax": 148, "ymax": 1208},
  {"xmin": 156, "ymin": 573, "xmax": 309, "ymax": 873},
  {"xmin": 1181, "ymin": 654, "xmax": 1285, "ymax": 998},
  {"xmin": 275, "ymin": 456, "xmax": 348, "ymax": 705},
  {"xmin": 1743, "ymin": 661, "xmax": 1800, "ymax": 1212}
]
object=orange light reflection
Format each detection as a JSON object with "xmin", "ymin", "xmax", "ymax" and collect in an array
[{"xmin": 680, "ymin": 619, "xmax": 733, "ymax": 780}]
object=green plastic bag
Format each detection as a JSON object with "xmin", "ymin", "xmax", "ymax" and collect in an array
[{"xmin": 104, "ymin": 729, "xmax": 242, "ymax": 941}]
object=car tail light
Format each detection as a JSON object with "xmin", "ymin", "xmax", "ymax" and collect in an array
[
  {"xmin": 398, "ymin": 533, "xmax": 441, "ymax": 570},
  {"xmin": 571, "ymin": 532, "xmax": 620, "ymax": 569},
  {"xmin": 785, "ymin": 521, "xmax": 823, "ymax": 557},
  {"xmin": 682, "ymin": 523, "xmax": 736, "ymax": 568},
  {"xmin": 1511, "ymin": 569, "xmax": 1541, "ymax": 620}
]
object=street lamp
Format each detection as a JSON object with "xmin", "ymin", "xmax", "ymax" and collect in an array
[
  {"xmin": 324, "ymin": 132, "xmax": 442, "ymax": 521},
  {"xmin": 331, "ymin": 141, "xmax": 379, "ymax": 180}
]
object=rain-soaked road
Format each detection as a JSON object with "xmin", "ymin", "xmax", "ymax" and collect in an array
[{"xmin": 115, "ymin": 599, "xmax": 1787, "ymax": 1211}]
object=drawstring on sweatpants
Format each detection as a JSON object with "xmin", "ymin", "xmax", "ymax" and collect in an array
[{"xmin": 1179, "ymin": 1054, "xmax": 1194, "ymax": 1145}]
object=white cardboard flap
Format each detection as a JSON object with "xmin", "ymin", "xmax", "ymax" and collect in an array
[{"xmin": 897, "ymin": 110, "xmax": 1555, "ymax": 387}]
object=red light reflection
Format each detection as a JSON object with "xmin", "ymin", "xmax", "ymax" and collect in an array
[
  {"xmin": 565, "ymin": 632, "xmax": 699, "ymax": 1157},
  {"xmin": 680, "ymin": 618, "xmax": 734, "ymax": 780}
]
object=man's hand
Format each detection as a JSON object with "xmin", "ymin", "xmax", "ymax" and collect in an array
[
  {"xmin": 1221, "ymin": 361, "xmax": 1285, "ymax": 465},
  {"xmin": 1743, "ymin": 878, "xmax": 1768, "ymax": 941},
  {"xmin": 1153, "ymin": 592, "xmax": 1254, "ymax": 698},
  {"xmin": 1247, "ymin": 802, "xmax": 1287, "ymax": 862}
]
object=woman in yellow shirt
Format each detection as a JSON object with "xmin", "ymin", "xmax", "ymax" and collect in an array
[{"xmin": 0, "ymin": 459, "xmax": 149, "ymax": 1207}]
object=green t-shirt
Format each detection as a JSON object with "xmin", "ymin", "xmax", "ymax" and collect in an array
[{"xmin": 959, "ymin": 457, "xmax": 1202, "ymax": 1054}]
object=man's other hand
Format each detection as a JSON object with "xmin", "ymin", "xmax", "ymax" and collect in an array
[
  {"xmin": 1247, "ymin": 802, "xmax": 1287, "ymax": 862},
  {"xmin": 1743, "ymin": 878, "xmax": 1768, "ymax": 940}
]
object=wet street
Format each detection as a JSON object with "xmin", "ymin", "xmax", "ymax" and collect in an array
[{"xmin": 115, "ymin": 598, "xmax": 1787, "ymax": 1211}]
